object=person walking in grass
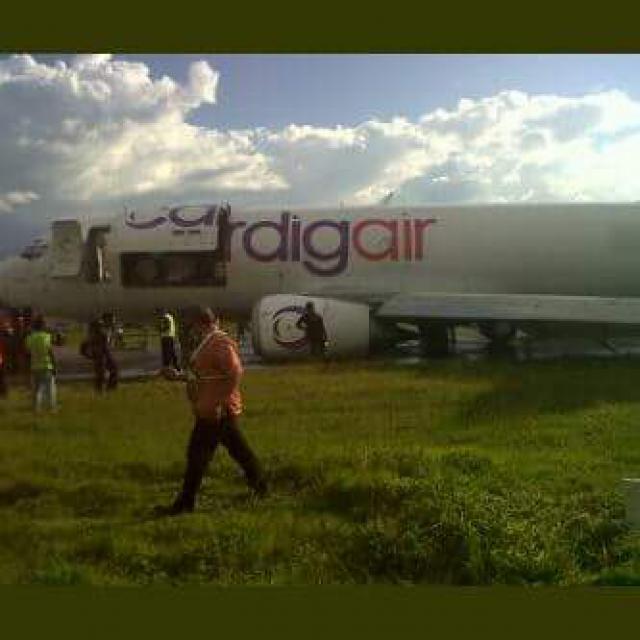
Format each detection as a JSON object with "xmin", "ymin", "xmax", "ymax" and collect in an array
[
  {"xmin": 156, "ymin": 306, "xmax": 267, "ymax": 516},
  {"xmin": 85, "ymin": 318, "xmax": 119, "ymax": 392},
  {"xmin": 24, "ymin": 315, "xmax": 57, "ymax": 412}
]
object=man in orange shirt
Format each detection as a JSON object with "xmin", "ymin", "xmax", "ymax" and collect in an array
[{"xmin": 158, "ymin": 307, "xmax": 267, "ymax": 516}]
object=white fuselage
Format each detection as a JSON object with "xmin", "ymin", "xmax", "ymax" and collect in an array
[{"xmin": 2, "ymin": 202, "xmax": 640, "ymax": 320}]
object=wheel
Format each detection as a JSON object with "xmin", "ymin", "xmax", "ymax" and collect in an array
[
  {"xmin": 479, "ymin": 321, "xmax": 516, "ymax": 347},
  {"xmin": 419, "ymin": 322, "xmax": 451, "ymax": 358}
]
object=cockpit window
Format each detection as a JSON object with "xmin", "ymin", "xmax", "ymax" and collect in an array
[{"xmin": 20, "ymin": 238, "xmax": 48, "ymax": 260}]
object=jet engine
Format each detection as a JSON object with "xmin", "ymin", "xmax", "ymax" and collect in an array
[{"xmin": 251, "ymin": 294, "xmax": 382, "ymax": 360}]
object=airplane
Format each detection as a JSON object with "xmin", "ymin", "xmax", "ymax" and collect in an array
[{"xmin": 4, "ymin": 201, "xmax": 640, "ymax": 360}]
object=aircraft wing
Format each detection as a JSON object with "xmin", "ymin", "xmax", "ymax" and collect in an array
[{"xmin": 375, "ymin": 293, "xmax": 640, "ymax": 326}]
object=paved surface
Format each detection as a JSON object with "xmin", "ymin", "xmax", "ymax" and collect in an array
[
  {"xmin": 53, "ymin": 345, "xmax": 162, "ymax": 381},
  {"xmin": 52, "ymin": 339, "xmax": 264, "ymax": 382},
  {"xmin": 20, "ymin": 331, "xmax": 640, "ymax": 384}
]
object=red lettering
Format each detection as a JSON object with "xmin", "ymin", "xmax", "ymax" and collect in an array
[
  {"xmin": 403, "ymin": 219, "xmax": 412, "ymax": 261},
  {"xmin": 352, "ymin": 219, "xmax": 399, "ymax": 261},
  {"xmin": 413, "ymin": 219, "xmax": 437, "ymax": 259}
]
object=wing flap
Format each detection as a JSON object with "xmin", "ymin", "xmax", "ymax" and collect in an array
[{"xmin": 376, "ymin": 293, "xmax": 640, "ymax": 325}]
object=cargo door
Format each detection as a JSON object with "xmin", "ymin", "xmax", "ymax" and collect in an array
[{"xmin": 50, "ymin": 220, "xmax": 84, "ymax": 278}]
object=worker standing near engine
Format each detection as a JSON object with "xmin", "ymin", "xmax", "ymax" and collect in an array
[
  {"xmin": 159, "ymin": 309, "xmax": 181, "ymax": 371},
  {"xmin": 296, "ymin": 301, "xmax": 328, "ymax": 359}
]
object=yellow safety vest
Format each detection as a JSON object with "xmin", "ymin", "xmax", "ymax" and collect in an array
[{"xmin": 161, "ymin": 314, "xmax": 176, "ymax": 339}]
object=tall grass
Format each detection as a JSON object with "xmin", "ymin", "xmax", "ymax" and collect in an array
[{"xmin": 1, "ymin": 357, "xmax": 639, "ymax": 585}]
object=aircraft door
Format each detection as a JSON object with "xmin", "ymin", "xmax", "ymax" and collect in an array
[
  {"xmin": 50, "ymin": 220, "xmax": 84, "ymax": 278},
  {"xmin": 84, "ymin": 225, "xmax": 112, "ymax": 283},
  {"xmin": 215, "ymin": 203, "xmax": 231, "ymax": 285}
]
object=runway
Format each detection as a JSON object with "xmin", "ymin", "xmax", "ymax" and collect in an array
[
  {"xmin": 46, "ymin": 329, "xmax": 640, "ymax": 383},
  {"xmin": 52, "ymin": 338, "xmax": 265, "ymax": 382},
  {"xmin": 53, "ymin": 345, "xmax": 163, "ymax": 382}
]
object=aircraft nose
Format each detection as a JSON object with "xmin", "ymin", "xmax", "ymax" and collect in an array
[
  {"xmin": 0, "ymin": 261, "xmax": 9, "ymax": 306},
  {"xmin": 0, "ymin": 259, "xmax": 14, "ymax": 306}
]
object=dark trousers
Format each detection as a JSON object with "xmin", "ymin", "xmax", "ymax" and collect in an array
[
  {"xmin": 94, "ymin": 352, "xmax": 118, "ymax": 392},
  {"xmin": 175, "ymin": 413, "xmax": 267, "ymax": 510},
  {"xmin": 0, "ymin": 365, "xmax": 6, "ymax": 397},
  {"xmin": 161, "ymin": 337, "xmax": 180, "ymax": 369},
  {"xmin": 310, "ymin": 340, "xmax": 327, "ymax": 359}
]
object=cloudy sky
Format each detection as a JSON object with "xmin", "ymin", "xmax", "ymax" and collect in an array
[{"xmin": 2, "ymin": 53, "xmax": 640, "ymax": 251}]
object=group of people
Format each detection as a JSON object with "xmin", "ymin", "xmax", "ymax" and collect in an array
[
  {"xmin": 1, "ymin": 309, "xmax": 53, "ymax": 405},
  {"xmin": 2, "ymin": 302, "xmax": 329, "ymax": 516},
  {"xmin": 0, "ymin": 313, "xmax": 58, "ymax": 410},
  {"xmin": 0, "ymin": 308, "xmax": 35, "ymax": 388},
  {"xmin": 0, "ymin": 310, "xmax": 121, "ymax": 408}
]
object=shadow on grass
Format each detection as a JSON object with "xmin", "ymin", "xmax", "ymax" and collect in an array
[
  {"xmin": 435, "ymin": 359, "xmax": 640, "ymax": 423},
  {"xmin": 264, "ymin": 460, "xmax": 327, "ymax": 494},
  {"xmin": 114, "ymin": 461, "xmax": 184, "ymax": 483},
  {"xmin": 0, "ymin": 481, "xmax": 47, "ymax": 507},
  {"xmin": 0, "ymin": 479, "xmax": 132, "ymax": 517}
]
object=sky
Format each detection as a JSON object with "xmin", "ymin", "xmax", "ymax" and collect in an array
[{"xmin": 2, "ymin": 53, "xmax": 640, "ymax": 252}]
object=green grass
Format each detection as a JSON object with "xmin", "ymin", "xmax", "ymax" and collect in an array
[{"xmin": 1, "ymin": 357, "xmax": 640, "ymax": 585}]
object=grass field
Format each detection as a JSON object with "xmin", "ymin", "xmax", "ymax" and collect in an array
[{"xmin": 1, "ymin": 357, "xmax": 640, "ymax": 586}]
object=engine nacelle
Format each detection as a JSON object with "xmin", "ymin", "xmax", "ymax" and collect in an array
[{"xmin": 251, "ymin": 294, "xmax": 373, "ymax": 360}]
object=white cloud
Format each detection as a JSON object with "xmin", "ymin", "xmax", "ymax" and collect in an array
[
  {"xmin": 186, "ymin": 60, "xmax": 218, "ymax": 106},
  {"xmin": 0, "ymin": 54, "xmax": 284, "ymax": 209},
  {"xmin": 2, "ymin": 54, "xmax": 640, "ymax": 231},
  {"xmin": 0, "ymin": 191, "xmax": 39, "ymax": 214}
]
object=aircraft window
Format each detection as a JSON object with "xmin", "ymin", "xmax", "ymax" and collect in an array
[
  {"xmin": 121, "ymin": 251, "xmax": 226, "ymax": 288},
  {"xmin": 133, "ymin": 257, "xmax": 160, "ymax": 284},
  {"xmin": 166, "ymin": 255, "xmax": 197, "ymax": 284}
]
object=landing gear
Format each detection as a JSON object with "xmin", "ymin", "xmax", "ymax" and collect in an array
[
  {"xmin": 419, "ymin": 322, "xmax": 452, "ymax": 358},
  {"xmin": 478, "ymin": 321, "xmax": 517, "ymax": 357},
  {"xmin": 479, "ymin": 321, "xmax": 516, "ymax": 353}
]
